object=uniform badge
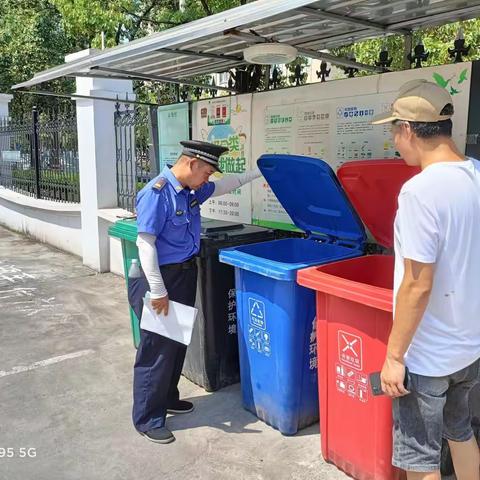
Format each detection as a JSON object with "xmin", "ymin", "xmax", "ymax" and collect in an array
[
  {"xmin": 176, "ymin": 210, "xmax": 184, "ymax": 216},
  {"xmin": 153, "ymin": 179, "xmax": 166, "ymax": 190},
  {"xmin": 190, "ymin": 199, "xmax": 199, "ymax": 208}
]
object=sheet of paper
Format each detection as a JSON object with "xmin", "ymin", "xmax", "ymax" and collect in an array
[{"xmin": 140, "ymin": 292, "xmax": 198, "ymax": 345}]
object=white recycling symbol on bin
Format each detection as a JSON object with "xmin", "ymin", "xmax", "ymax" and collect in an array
[{"xmin": 249, "ymin": 298, "xmax": 266, "ymax": 330}]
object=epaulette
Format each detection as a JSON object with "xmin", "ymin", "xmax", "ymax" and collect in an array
[{"xmin": 153, "ymin": 178, "xmax": 166, "ymax": 191}]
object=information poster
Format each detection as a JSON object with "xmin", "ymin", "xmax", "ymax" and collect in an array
[
  {"xmin": 264, "ymin": 106, "xmax": 295, "ymax": 154},
  {"xmin": 158, "ymin": 103, "xmax": 189, "ymax": 171},
  {"xmin": 297, "ymin": 103, "xmax": 332, "ymax": 159},
  {"xmin": 192, "ymin": 94, "xmax": 253, "ymax": 223},
  {"xmin": 253, "ymin": 95, "xmax": 393, "ymax": 229},
  {"xmin": 334, "ymin": 95, "xmax": 394, "ymax": 167}
]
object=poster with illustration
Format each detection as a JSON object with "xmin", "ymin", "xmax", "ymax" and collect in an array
[{"xmin": 192, "ymin": 94, "xmax": 253, "ymax": 223}]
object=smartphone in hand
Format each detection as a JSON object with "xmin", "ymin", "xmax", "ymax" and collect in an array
[{"xmin": 369, "ymin": 367, "xmax": 410, "ymax": 396}]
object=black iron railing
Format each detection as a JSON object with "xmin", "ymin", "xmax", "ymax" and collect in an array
[
  {"xmin": 115, "ymin": 103, "xmax": 158, "ymax": 212},
  {"xmin": 0, "ymin": 105, "xmax": 80, "ymax": 203}
]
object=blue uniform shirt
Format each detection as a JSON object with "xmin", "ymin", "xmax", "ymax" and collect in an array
[{"xmin": 136, "ymin": 166, "xmax": 215, "ymax": 265}]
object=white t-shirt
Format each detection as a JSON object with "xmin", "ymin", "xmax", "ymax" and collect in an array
[{"xmin": 393, "ymin": 158, "xmax": 480, "ymax": 376}]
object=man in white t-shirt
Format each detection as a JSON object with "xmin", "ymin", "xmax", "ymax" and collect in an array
[{"xmin": 372, "ymin": 79, "xmax": 480, "ymax": 480}]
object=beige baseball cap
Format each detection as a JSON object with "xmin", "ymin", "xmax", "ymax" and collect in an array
[{"xmin": 371, "ymin": 79, "xmax": 454, "ymax": 125}]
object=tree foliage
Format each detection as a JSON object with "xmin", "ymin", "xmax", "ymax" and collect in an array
[
  {"xmin": 0, "ymin": 0, "xmax": 75, "ymax": 116},
  {"xmin": 331, "ymin": 19, "xmax": 480, "ymax": 75},
  {"xmin": 50, "ymin": 0, "xmax": 135, "ymax": 49}
]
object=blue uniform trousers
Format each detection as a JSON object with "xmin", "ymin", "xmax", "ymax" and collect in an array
[{"xmin": 129, "ymin": 261, "xmax": 197, "ymax": 432}]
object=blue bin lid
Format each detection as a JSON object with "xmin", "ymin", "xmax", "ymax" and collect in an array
[{"xmin": 258, "ymin": 154, "xmax": 366, "ymax": 246}]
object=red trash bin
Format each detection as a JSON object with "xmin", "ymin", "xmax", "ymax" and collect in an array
[{"xmin": 297, "ymin": 159, "xmax": 419, "ymax": 480}]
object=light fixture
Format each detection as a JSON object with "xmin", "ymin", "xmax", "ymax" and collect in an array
[{"xmin": 243, "ymin": 43, "xmax": 298, "ymax": 65}]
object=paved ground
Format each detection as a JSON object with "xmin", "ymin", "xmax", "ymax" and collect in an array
[{"xmin": 0, "ymin": 225, "xmax": 352, "ymax": 480}]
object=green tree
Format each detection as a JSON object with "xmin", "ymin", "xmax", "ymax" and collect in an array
[
  {"xmin": 50, "ymin": 0, "xmax": 249, "ymax": 50},
  {"xmin": 154, "ymin": 0, "xmax": 247, "ymax": 27},
  {"xmin": 331, "ymin": 18, "xmax": 480, "ymax": 75},
  {"xmin": 0, "ymin": 0, "xmax": 74, "ymax": 116},
  {"xmin": 50, "ymin": 0, "xmax": 135, "ymax": 49}
]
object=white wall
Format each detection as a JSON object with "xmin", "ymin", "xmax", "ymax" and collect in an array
[
  {"xmin": 0, "ymin": 188, "xmax": 82, "ymax": 257},
  {"xmin": 0, "ymin": 187, "xmax": 132, "ymax": 275}
]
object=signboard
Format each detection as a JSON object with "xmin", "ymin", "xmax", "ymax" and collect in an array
[
  {"xmin": 192, "ymin": 94, "xmax": 253, "ymax": 223},
  {"xmin": 158, "ymin": 103, "xmax": 189, "ymax": 171}
]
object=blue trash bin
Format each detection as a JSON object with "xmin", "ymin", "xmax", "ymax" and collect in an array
[{"xmin": 219, "ymin": 154, "xmax": 367, "ymax": 435}]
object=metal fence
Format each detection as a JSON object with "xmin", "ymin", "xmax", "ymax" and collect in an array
[
  {"xmin": 115, "ymin": 103, "xmax": 158, "ymax": 212},
  {"xmin": 0, "ymin": 105, "xmax": 80, "ymax": 203}
]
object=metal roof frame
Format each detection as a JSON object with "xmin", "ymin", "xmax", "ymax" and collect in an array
[
  {"xmin": 15, "ymin": 89, "xmax": 160, "ymax": 106},
  {"xmin": 12, "ymin": 0, "xmax": 480, "ymax": 92},
  {"xmin": 91, "ymin": 67, "xmax": 237, "ymax": 92},
  {"xmin": 294, "ymin": 6, "xmax": 411, "ymax": 34}
]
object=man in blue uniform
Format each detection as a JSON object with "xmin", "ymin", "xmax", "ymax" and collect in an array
[{"xmin": 132, "ymin": 140, "xmax": 262, "ymax": 444}]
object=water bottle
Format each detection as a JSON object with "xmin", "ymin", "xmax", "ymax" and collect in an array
[{"xmin": 128, "ymin": 259, "xmax": 141, "ymax": 278}]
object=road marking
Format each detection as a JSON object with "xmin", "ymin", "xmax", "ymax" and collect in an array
[{"xmin": 0, "ymin": 349, "xmax": 95, "ymax": 378}]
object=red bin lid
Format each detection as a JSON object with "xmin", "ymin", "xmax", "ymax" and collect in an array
[{"xmin": 337, "ymin": 160, "xmax": 420, "ymax": 248}]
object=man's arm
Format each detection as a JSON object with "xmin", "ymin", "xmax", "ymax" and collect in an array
[
  {"xmin": 210, "ymin": 168, "xmax": 262, "ymax": 197},
  {"xmin": 135, "ymin": 187, "xmax": 169, "ymax": 315},
  {"xmin": 381, "ymin": 259, "xmax": 434, "ymax": 397},
  {"xmin": 136, "ymin": 234, "xmax": 169, "ymax": 316}
]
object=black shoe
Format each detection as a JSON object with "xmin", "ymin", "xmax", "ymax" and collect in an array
[
  {"xmin": 138, "ymin": 427, "xmax": 175, "ymax": 444},
  {"xmin": 167, "ymin": 400, "xmax": 194, "ymax": 414}
]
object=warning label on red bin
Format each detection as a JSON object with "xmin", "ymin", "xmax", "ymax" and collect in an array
[
  {"xmin": 338, "ymin": 330, "xmax": 363, "ymax": 371},
  {"xmin": 335, "ymin": 362, "xmax": 369, "ymax": 403}
]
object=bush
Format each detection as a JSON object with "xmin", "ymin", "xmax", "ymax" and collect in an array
[{"xmin": 11, "ymin": 168, "xmax": 80, "ymax": 202}]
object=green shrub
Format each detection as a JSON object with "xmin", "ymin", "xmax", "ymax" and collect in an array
[{"xmin": 11, "ymin": 168, "xmax": 80, "ymax": 202}]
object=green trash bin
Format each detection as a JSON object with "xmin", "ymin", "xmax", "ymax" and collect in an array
[{"xmin": 109, "ymin": 218, "xmax": 142, "ymax": 347}]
